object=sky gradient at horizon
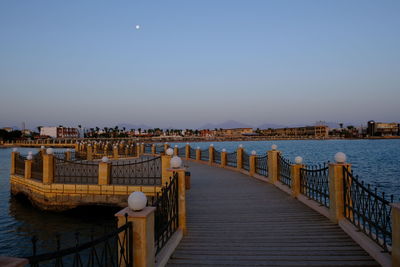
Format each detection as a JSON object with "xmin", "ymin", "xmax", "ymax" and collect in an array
[{"xmin": 0, "ymin": 0, "xmax": 399, "ymax": 129}]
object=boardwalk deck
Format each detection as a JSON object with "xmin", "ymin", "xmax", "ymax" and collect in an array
[{"xmin": 167, "ymin": 162, "xmax": 379, "ymax": 267}]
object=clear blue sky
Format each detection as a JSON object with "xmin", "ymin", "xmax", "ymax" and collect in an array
[{"xmin": 0, "ymin": 0, "xmax": 399, "ymax": 129}]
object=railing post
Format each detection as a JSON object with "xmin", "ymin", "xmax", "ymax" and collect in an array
[
  {"xmin": 161, "ymin": 155, "xmax": 172, "ymax": 185},
  {"xmin": 185, "ymin": 144, "xmax": 190, "ymax": 160},
  {"xmin": 43, "ymin": 153, "xmax": 54, "ymax": 184},
  {"xmin": 291, "ymin": 163, "xmax": 303, "ymax": 197},
  {"xmin": 151, "ymin": 144, "xmax": 156, "ymax": 155},
  {"xmin": 174, "ymin": 145, "xmax": 178, "ymax": 156},
  {"xmin": 328, "ymin": 163, "xmax": 351, "ymax": 223},
  {"xmin": 196, "ymin": 148, "xmax": 201, "ymax": 161},
  {"xmin": 249, "ymin": 154, "xmax": 256, "ymax": 176},
  {"xmin": 164, "ymin": 143, "xmax": 169, "ymax": 152},
  {"xmin": 136, "ymin": 144, "xmax": 141, "ymax": 157},
  {"xmin": 168, "ymin": 169, "xmax": 187, "ymax": 235},
  {"xmin": 392, "ymin": 203, "xmax": 400, "ymax": 267},
  {"xmin": 10, "ymin": 151, "xmax": 18, "ymax": 175},
  {"xmin": 140, "ymin": 143, "xmax": 145, "ymax": 154},
  {"xmin": 113, "ymin": 145, "xmax": 119, "ymax": 159},
  {"xmin": 221, "ymin": 150, "xmax": 227, "ymax": 167},
  {"xmin": 115, "ymin": 207, "xmax": 156, "ymax": 267},
  {"xmin": 65, "ymin": 150, "xmax": 71, "ymax": 161},
  {"xmin": 87, "ymin": 144, "xmax": 93, "ymax": 161},
  {"xmin": 267, "ymin": 149, "xmax": 280, "ymax": 183},
  {"xmin": 24, "ymin": 158, "xmax": 33, "ymax": 179},
  {"xmin": 98, "ymin": 161, "xmax": 111, "ymax": 185},
  {"xmin": 237, "ymin": 147, "xmax": 243, "ymax": 169},
  {"xmin": 209, "ymin": 146, "xmax": 214, "ymax": 165},
  {"xmin": 74, "ymin": 143, "xmax": 79, "ymax": 151}
]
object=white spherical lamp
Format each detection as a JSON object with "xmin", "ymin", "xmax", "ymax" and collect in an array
[
  {"xmin": 166, "ymin": 148, "xmax": 174, "ymax": 156},
  {"xmin": 174, "ymin": 145, "xmax": 178, "ymax": 148},
  {"xmin": 186, "ymin": 142, "xmax": 190, "ymax": 145},
  {"xmin": 66, "ymin": 148, "xmax": 70, "ymax": 152},
  {"xmin": 239, "ymin": 144, "xmax": 243, "ymax": 148},
  {"xmin": 170, "ymin": 156, "xmax": 182, "ymax": 168},
  {"xmin": 271, "ymin": 144, "xmax": 278, "ymax": 150},
  {"xmin": 12, "ymin": 148, "xmax": 18, "ymax": 152},
  {"xmin": 27, "ymin": 154, "xmax": 33, "ymax": 160},
  {"xmin": 222, "ymin": 148, "xmax": 226, "ymax": 152},
  {"xmin": 196, "ymin": 146, "xmax": 200, "ymax": 150},
  {"xmin": 251, "ymin": 150, "xmax": 257, "ymax": 155},
  {"xmin": 295, "ymin": 156, "xmax": 303, "ymax": 164},
  {"xmin": 335, "ymin": 152, "xmax": 347, "ymax": 164},
  {"xmin": 40, "ymin": 146, "xmax": 45, "ymax": 149},
  {"xmin": 46, "ymin": 148, "xmax": 53, "ymax": 155},
  {"xmin": 128, "ymin": 191, "xmax": 147, "ymax": 211},
  {"xmin": 210, "ymin": 144, "xmax": 214, "ymax": 147},
  {"xmin": 102, "ymin": 156, "xmax": 109, "ymax": 163},
  {"xmin": 165, "ymin": 142, "xmax": 168, "ymax": 145}
]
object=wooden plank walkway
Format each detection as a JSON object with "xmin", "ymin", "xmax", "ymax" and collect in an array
[{"xmin": 167, "ymin": 162, "xmax": 379, "ymax": 267}]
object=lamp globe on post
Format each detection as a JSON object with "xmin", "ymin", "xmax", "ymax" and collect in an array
[
  {"xmin": 102, "ymin": 156, "xmax": 109, "ymax": 163},
  {"xmin": 222, "ymin": 148, "xmax": 226, "ymax": 152},
  {"xmin": 166, "ymin": 148, "xmax": 174, "ymax": 156},
  {"xmin": 46, "ymin": 148, "xmax": 53, "ymax": 155},
  {"xmin": 271, "ymin": 144, "xmax": 278, "ymax": 151},
  {"xmin": 295, "ymin": 156, "xmax": 303, "ymax": 164},
  {"xmin": 239, "ymin": 144, "xmax": 243, "ymax": 148},
  {"xmin": 128, "ymin": 191, "xmax": 147, "ymax": 211},
  {"xmin": 170, "ymin": 156, "xmax": 182, "ymax": 169},
  {"xmin": 12, "ymin": 148, "xmax": 18, "ymax": 152},
  {"xmin": 251, "ymin": 150, "xmax": 257, "ymax": 155},
  {"xmin": 334, "ymin": 152, "xmax": 347, "ymax": 164}
]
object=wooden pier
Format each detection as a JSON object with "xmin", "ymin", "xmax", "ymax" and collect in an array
[{"xmin": 167, "ymin": 161, "xmax": 379, "ymax": 266}]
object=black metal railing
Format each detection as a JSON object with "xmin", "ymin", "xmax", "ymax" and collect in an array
[
  {"xmin": 300, "ymin": 163, "xmax": 330, "ymax": 208},
  {"xmin": 278, "ymin": 154, "xmax": 292, "ymax": 187},
  {"xmin": 242, "ymin": 152, "xmax": 250, "ymax": 171},
  {"xmin": 15, "ymin": 154, "xmax": 26, "ymax": 176},
  {"xmin": 54, "ymin": 158, "xmax": 99, "ymax": 184},
  {"xmin": 214, "ymin": 150, "xmax": 221, "ymax": 164},
  {"xmin": 154, "ymin": 173, "xmax": 179, "ymax": 255},
  {"xmin": 200, "ymin": 149, "xmax": 209, "ymax": 161},
  {"xmin": 155, "ymin": 145, "xmax": 165, "ymax": 154},
  {"xmin": 31, "ymin": 153, "xmax": 43, "ymax": 182},
  {"xmin": 53, "ymin": 151, "xmax": 66, "ymax": 160},
  {"xmin": 189, "ymin": 148, "xmax": 196, "ymax": 159},
  {"xmin": 27, "ymin": 216, "xmax": 133, "ymax": 267},
  {"xmin": 178, "ymin": 146, "xmax": 186, "ymax": 157},
  {"xmin": 110, "ymin": 157, "xmax": 162, "ymax": 186},
  {"xmin": 227, "ymin": 151, "xmax": 237, "ymax": 167},
  {"xmin": 75, "ymin": 151, "xmax": 87, "ymax": 160},
  {"xmin": 256, "ymin": 154, "xmax": 268, "ymax": 176},
  {"xmin": 144, "ymin": 144, "xmax": 152, "ymax": 154},
  {"xmin": 343, "ymin": 167, "xmax": 393, "ymax": 252}
]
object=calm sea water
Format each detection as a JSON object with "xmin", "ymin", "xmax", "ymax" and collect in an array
[{"xmin": 0, "ymin": 139, "xmax": 399, "ymax": 258}]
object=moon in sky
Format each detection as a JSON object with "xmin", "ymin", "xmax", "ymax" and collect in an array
[{"xmin": 135, "ymin": 25, "xmax": 140, "ymax": 30}]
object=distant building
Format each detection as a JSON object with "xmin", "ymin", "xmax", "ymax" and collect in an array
[
  {"xmin": 2, "ymin": 127, "xmax": 14, "ymax": 132},
  {"xmin": 260, "ymin": 125, "xmax": 329, "ymax": 138},
  {"xmin": 367, "ymin": 121, "xmax": 399, "ymax": 136},
  {"xmin": 40, "ymin": 126, "xmax": 79, "ymax": 138},
  {"xmin": 216, "ymin": 128, "xmax": 254, "ymax": 136}
]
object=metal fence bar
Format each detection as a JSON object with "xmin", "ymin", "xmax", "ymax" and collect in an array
[
  {"xmin": 54, "ymin": 158, "xmax": 99, "ymax": 184},
  {"xmin": 15, "ymin": 154, "xmax": 26, "ymax": 176},
  {"xmin": 200, "ymin": 149, "xmax": 209, "ymax": 161},
  {"xmin": 300, "ymin": 164, "xmax": 330, "ymax": 207},
  {"xmin": 278, "ymin": 153, "xmax": 292, "ymax": 187},
  {"xmin": 214, "ymin": 150, "xmax": 221, "ymax": 164},
  {"xmin": 343, "ymin": 167, "xmax": 393, "ymax": 251},
  {"xmin": 227, "ymin": 152, "xmax": 237, "ymax": 167},
  {"xmin": 242, "ymin": 152, "xmax": 250, "ymax": 171},
  {"xmin": 256, "ymin": 154, "xmax": 268, "ymax": 176}
]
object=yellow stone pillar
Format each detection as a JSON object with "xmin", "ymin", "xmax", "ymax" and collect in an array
[
  {"xmin": 328, "ymin": 163, "xmax": 351, "ymax": 223},
  {"xmin": 249, "ymin": 154, "xmax": 256, "ymax": 176},
  {"xmin": 113, "ymin": 146, "xmax": 119, "ymax": 159},
  {"xmin": 140, "ymin": 143, "xmax": 145, "ymax": 154},
  {"xmin": 237, "ymin": 147, "xmax": 243, "ymax": 169},
  {"xmin": 221, "ymin": 150, "xmax": 227, "ymax": 167},
  {"xmin": 161, "ymin": 155, "xmax": 172, "ymax": 185},
  {"xmin": 164, "ymin": 143, "xmax": 169, "ymax": 152},
  {"xmin": 267, "ymin": 150, "xmax": 280, "ymax": 183},
  {"xmin": 174, "ymin": 146, "xmax": 179, "ymax": 156},
  {"xmin": 115, "ymin": 207, "xmax": 155, "ymax": 267},
  {"xmin": 168, "ymin": 168, "xmax": 187, "ymax": 235},
  {"xmin": 74, "ymin": 143, "xmax": 79, "ymax": 151},
  {"xmin": 125, "ymin": 146, "xmax": 129, "ymax": 157},
  {"xmin": 98, "ymin": 161, "xmax": 111, "ymax": 185},
  {"xmin": 24, "ymin": 159, "xmax": 33, "ymax": 179},
  {"xmin": 209, "ymin": 146, "xmax": 214, "ymax": 165},
  {"xmin": 87, "ymin": 145, "xmax": 93, "ymax": 161},
  {"xmin": 151, "ymin": 144, "xmax": 156, "ymax": 155},
  {"xmin": 43, "ymin": 154, "xmax": 54, "ymax": 184},
  {"xmin": 65, "ymin": 150, "xmax": 71, "ymax": 161},
  {"xmin": 185, "ymin": 144, "xmax": 190, "ymax": 160},
  {"xmin": 392, "ymin": 203, "xmax": 400, "ymax": 267},
  {"xmin": 291, "ymin": 163, "xmax": 304, "ymax": 197},
  {"xmin": 10, "ymin": 151, "xmax": 18, "ymax": 175},
  {"xmin": 196, "ymin": 148, "xmax": 201, "ymax": 161},
  {"xmin": 136, "ymin": 144, "xmax": 141, "ymax": 157}
]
